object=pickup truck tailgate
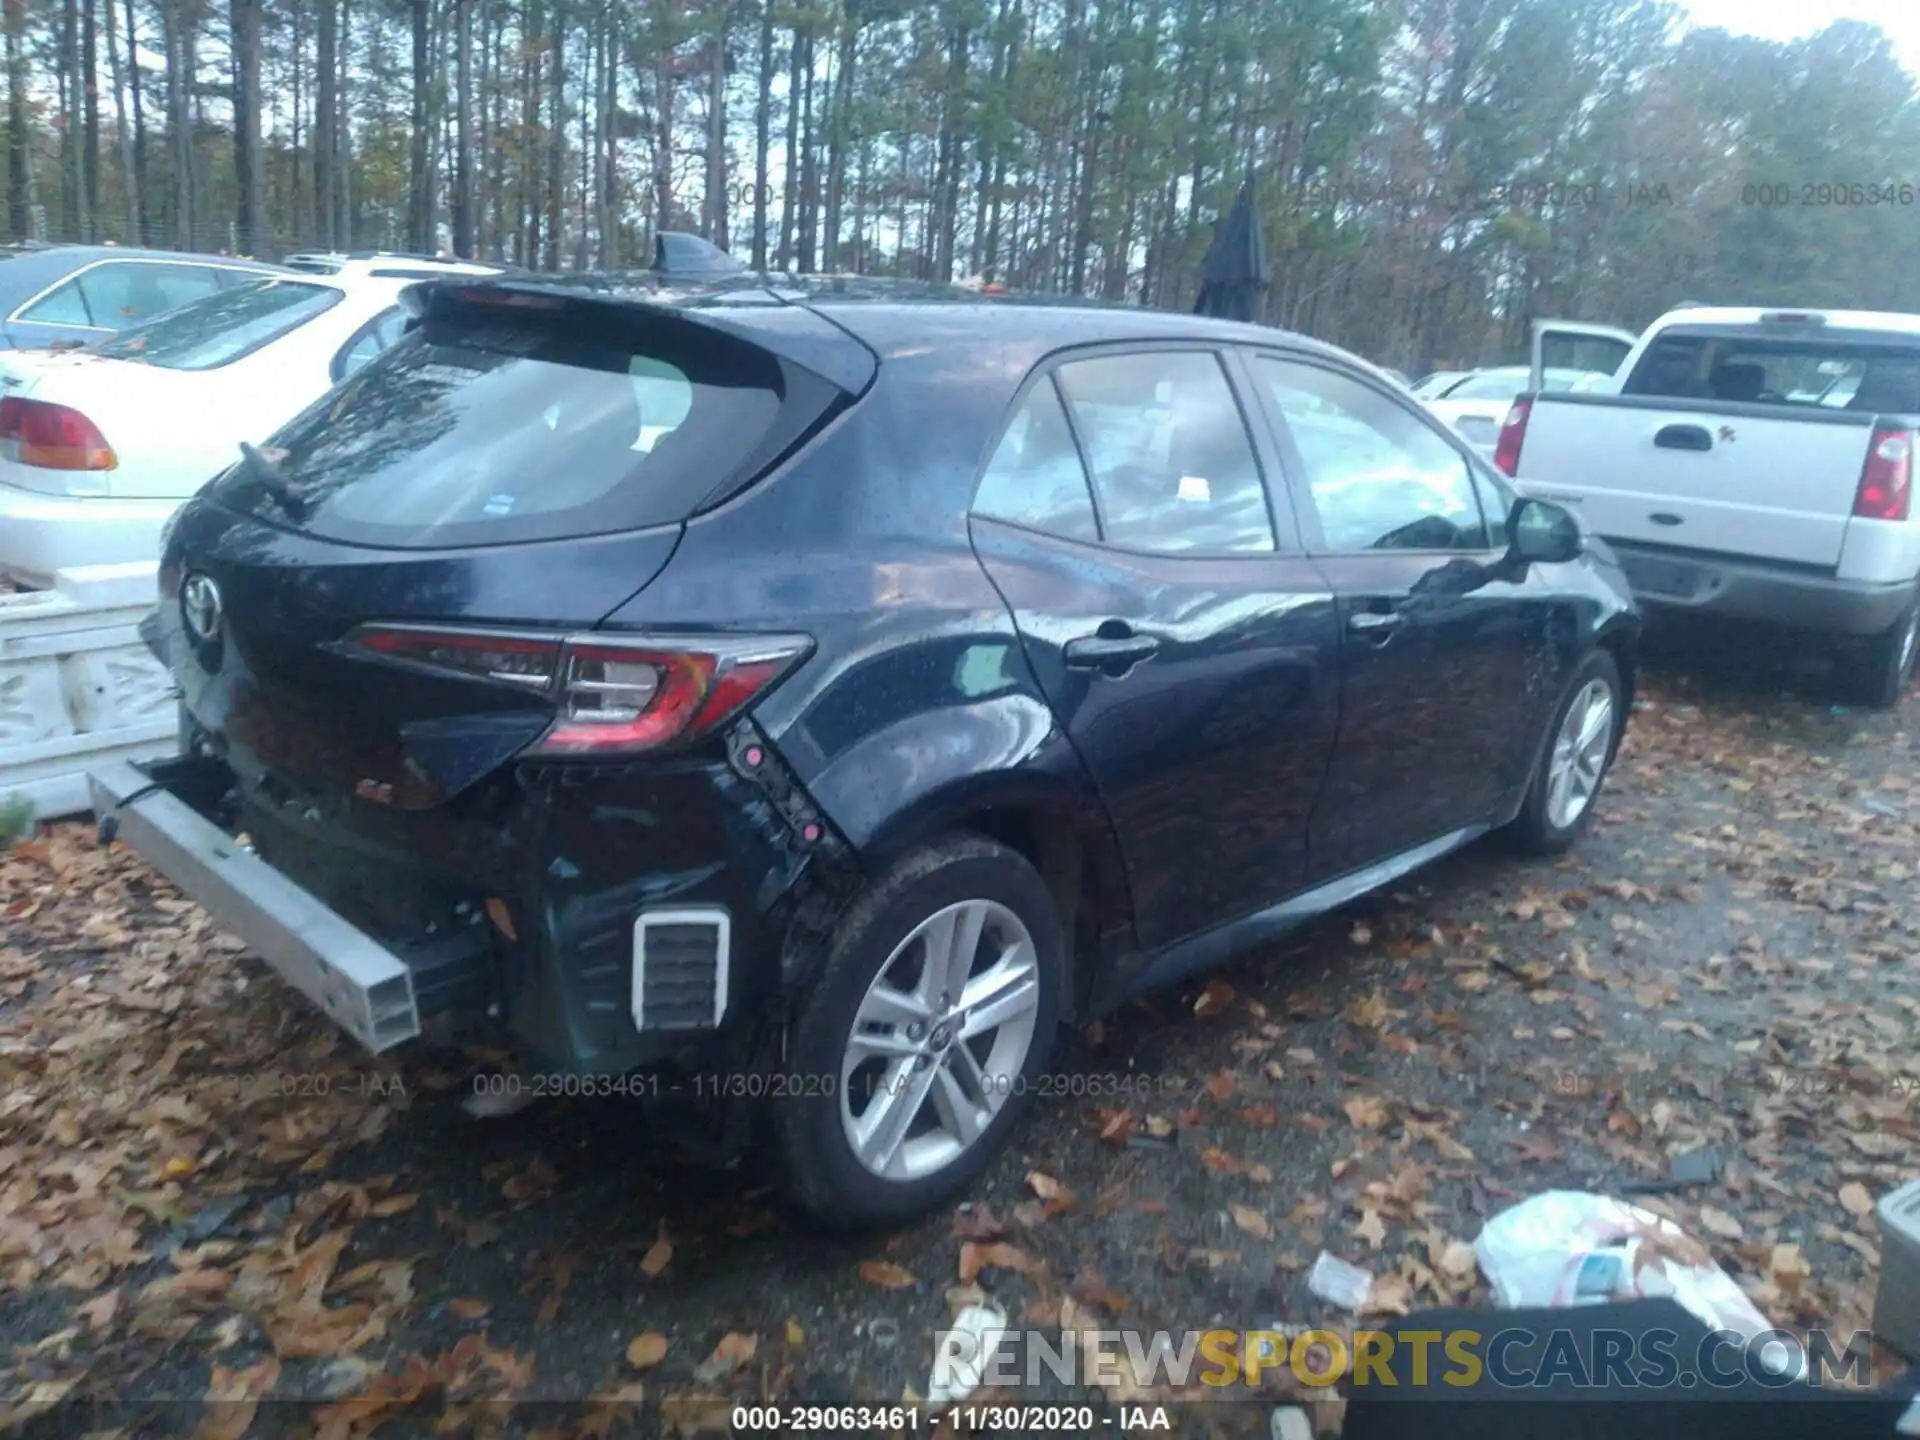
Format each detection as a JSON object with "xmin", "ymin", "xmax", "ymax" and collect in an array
[{"xmin": 1516, "ymin": 397, "xmax": 1876, "ymax": 568}]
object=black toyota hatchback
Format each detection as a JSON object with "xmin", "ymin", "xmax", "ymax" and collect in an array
[{"xmin": 97, "ymin": 276, "xmax": 1639, "ymax": 1227}]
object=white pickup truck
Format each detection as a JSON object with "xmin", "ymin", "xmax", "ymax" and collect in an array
[{"xmin": 1494, "ymin": 306, "xmax": 1920, "ymax": 706}]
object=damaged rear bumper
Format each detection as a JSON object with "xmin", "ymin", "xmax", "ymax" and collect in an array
[
  {"xmin": 88, "ymin": 727, "xmax": 852, "ymax": 1071},
  {"xmin": 90, "ymin": 757, "xmax": 428, "ymax": 1052}
]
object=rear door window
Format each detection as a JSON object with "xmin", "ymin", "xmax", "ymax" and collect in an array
[
  {"xmin": 94, "ymin": 279, "xmax": 343, "ymax": 370},
  {"xmin": 970, "ymin": 378, "xmax": 1100, "ymax": 543},
  {"xmin": 1053, "ymin": 350, "xmax": 1275, "ymax": 554},
  {"xmin": 211, "ymin": 298, "xmax": 838, "ymax": 549}
]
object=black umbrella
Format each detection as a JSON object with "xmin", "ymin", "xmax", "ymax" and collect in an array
[{"xmin": 1193, "ymin": 172, "xmax": 1270, "ymax": 323}]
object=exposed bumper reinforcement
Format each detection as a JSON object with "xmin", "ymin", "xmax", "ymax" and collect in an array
[{"xmin": 89, "ymin": 758, "xmax": 421, "ymax": 1053}]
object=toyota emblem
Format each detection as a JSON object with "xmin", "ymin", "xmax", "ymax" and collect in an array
[{"xmin": 182, "ymin": 573, "xmax": 224, "ymax": 643}]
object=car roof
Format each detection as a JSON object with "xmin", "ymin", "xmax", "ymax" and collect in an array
[
  {"xmin": 219, "ymin": 269, "xmax": 436, "ymax": 298},
  {"xmin": 452, "ymin": 270, "xmax": 1383, "ymax": 379},
  {"xmin": 802, "ymin": 297, "xmax": 1326, "ymax": 353},
  {"xmin": 285, "ymin": 252, "xmax": 515, "ymax": 280},
  {"xmin": 0, "ymin": 244, "xmax": 285, "ymax": 276},
  {"xmin": 1656, "ymin": 305, "xmax": 1920, "ymax": 336},
  {"xmin": 1444, "ymin": 365, "xmax": 1594, "ymax": 383}
]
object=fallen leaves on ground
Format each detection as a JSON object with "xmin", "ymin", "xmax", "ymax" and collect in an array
[
  {"xmin": 5, "ymin": 668, "xmax": 1917, "ymax": 1412},
  {"xmin": 639, "ymin": 1228, "xmax": 674, "ymax": 1279},
  {"xmin": 1341, "ymin": 1095, "xmax": 1389, "ymax": 1129},
  {"xmin": 957, "ymin": 1241, "xmax": 1034, "ymax": 1283},
  {"xmin": 858, "ymin": 1259, "xmax": 918, "ymax": 1289},
  {"xmin": 625, "ymin": 1332, "xmax": 668, "ymax": 1371},
  {"xmin": 1229, "ymin": 1204, "xmax": 1270, "ymax": 1239},
  {"xmin": 1193, "ymin": 979, "xmax": 1235, "ymax": 1017},
  {"xmin": 691, "ymin": 1331, "xmax": 757, "ymax": 1384}
]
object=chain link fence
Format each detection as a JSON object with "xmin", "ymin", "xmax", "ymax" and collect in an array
[{"xmin": 10, "ymin": 208, "xmax": 448, "ymax": 265}]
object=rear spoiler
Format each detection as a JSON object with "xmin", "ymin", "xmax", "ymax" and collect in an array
[{"xmin": 398, "ymin": 276, "xmax": 879, "ymax": 398}]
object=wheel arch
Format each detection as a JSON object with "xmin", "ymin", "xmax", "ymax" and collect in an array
[
  {"xmin": 1593, "ymin": 615, "xmax": 1640, "ymax": 740},
  {"xmin": 859, "ymin": 770, "xmax": 1132, "ymax": 1025}
]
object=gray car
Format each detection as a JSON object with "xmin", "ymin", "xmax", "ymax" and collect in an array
[{"xmin": 0, "ymin": 243, "xmax": 284, "ymax": 350}]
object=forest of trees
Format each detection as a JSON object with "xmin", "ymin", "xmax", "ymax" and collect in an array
[{"xmin": 2, "ymin": 0, "xmax": 1918, "ymax": 372}]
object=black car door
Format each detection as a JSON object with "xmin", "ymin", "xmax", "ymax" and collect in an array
[
  {"xmin": 968, "ymin": 345, "xmax": 1342, "ymax": 958},
  {"xmin": 1244, "ymin": 351, "xmax": 1559, "ymax": 883}
]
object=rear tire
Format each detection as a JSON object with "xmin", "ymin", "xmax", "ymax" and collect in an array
[
  {"xmin": 773, "ymin": 834, "xmax": 1062, "ymax": 1230},
  {"xmin": 1504, "ymin": 648, "xmax": 1623, "ymax": 855},
  {"xmin": 1855, "ymin": 590, "xmax": 1920, "ymax": 709}
]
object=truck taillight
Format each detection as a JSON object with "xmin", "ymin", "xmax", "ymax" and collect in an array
[
  {"xmin": 1493, "ymin": 396, "xmax": 1531, "ymax": 476},
  {"xmin": 341, "ymin": 624, "xmax": 812, "ymax": 755},
  {"xmin": 0, "ymin": 396, "xmax": 116, "ymax": 471},
  {"xmin": 1854, "ymin": 427, "xmax": 1913, "ymax": 521}
]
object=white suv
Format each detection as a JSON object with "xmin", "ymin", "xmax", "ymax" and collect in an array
[{"xmin": 0, "ymin": 256, "xmax": 505, "ymax": 586}]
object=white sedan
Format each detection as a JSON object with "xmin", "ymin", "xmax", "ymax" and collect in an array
[
  {"xmin": 0, "ymin": 255, "xmax": 503, "ymax": 586},
  {"xmin": 1421, "ymin": 365, "xmax": 1609, "ymax": 454}
]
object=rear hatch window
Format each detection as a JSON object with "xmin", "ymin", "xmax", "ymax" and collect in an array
[
  {"xmin": 208, "ymin": 288, "xmax": 843, "ymax": 548},
  {"xmin": 93, "ymin": 278, "xmax": 342, "ymax": 370},
  {"xmin": 1623, "ymin": 327, "xmax": 1920, "ymax": 412}
]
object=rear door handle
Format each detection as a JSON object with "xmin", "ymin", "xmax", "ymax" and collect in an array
[
  {"xmin": 1064, "ymin": 631, "xmax": 1161, "ymax": 672},
  {"xmin": 1654, "ymin": 423, "xmax": 1713, "ymax": 452}
]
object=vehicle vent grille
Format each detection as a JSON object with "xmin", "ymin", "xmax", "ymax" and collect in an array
[{"xmin": 632, "ymin": 908, "xmax": 730, "ymax": 1032}]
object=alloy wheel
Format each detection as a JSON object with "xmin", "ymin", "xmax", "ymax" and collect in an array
[
  {"xmin": 1545, "ymin": 677, "xmax": 1615, "ymax": 831},
  {"xmin": 839, "ymin": 899, "xmax": 1041, "ymax": 1181}
]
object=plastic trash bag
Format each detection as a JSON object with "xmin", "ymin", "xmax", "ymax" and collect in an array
[
  {"xmin": 1306, "ymin": 1252, "xmax": 1375, "ymax": 1311},
  {"xmin": 1473, "ymin": 1190, "xmax": 1794, "ymax": 1374},
  {"xmin": 927, "ymin": 1301, "xmax": 1010, "ymax": 1407}
]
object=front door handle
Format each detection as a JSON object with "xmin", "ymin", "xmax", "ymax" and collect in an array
[
  {"xmin": 1064, "ymin": 630, "xmax": 1161, "ymax": 672},
  {"xmin": 1348, "ymin": 610, "xmax": 1406, "ymax": 644}
]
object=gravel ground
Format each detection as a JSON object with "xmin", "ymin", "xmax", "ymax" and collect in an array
[{"xmin": 3, "ymin": 623, "xmax": 1918, "ymax": 1437}]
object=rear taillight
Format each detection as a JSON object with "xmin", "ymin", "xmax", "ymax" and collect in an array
[
  {"xmin": 1854, "ymin": 426, "xmax": 1913, "ymax": 521},
  {"xmin": 1493, "ymin": 396, "xmax": 1531, "ymax": 476},
  {"xmin": 351, "ymin": 625, "xmax": 562, "ymax": 689},
  {"xmin": 0, "ymin": 396, "xmax": 116, "ymax": 471},
  {"xmin": 341, "ymin": 625, "xmax": 811, "ymax": 755}
]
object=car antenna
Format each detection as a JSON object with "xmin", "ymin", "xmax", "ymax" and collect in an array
[{"xmin": 238, "ymin": 441, "xmax": 305, "ymax": 514}]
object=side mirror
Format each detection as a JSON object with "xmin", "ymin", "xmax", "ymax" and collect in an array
[{"xmin": 1507, "ymin": 497, "xmax": 1583, "ymax": 565}]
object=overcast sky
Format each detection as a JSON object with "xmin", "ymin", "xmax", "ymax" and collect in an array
[{"xmin": 1683, "ymin": 0, "xmax": 1920, "ymax": 72}]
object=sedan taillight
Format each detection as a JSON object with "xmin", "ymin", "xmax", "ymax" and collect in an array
[{"xmin": 0, "ymin": 396, "xmax": 116, "ymax": 471}]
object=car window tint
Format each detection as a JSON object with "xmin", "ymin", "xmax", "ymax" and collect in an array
[
  {"xmin": 94, "ymin": 279, "xmax": 342, "ymax": 370},
  {"xmin": 1258, "ymin": 358, "xmax": 1493, "ymax": 552},
  {"xmin": 971, "ymin": 378, "xmax": 1099, "ymax": 542},
  {"xmin": 16, "ymin": 276, "xmax": 93, "ymax": 325},
  {"xmin": 334, "ymin": 307, "xmax": 410, "ymax": 379},
  {"xmin": 1055, "ymin": 350, "xmax": 1273, "ymax": 554},
  {"xmin": 77, "ymin": 263, "xmax": 225, "ymax": 329}
]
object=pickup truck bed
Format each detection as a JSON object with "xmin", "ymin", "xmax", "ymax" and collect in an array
[
  {"xmin": 1501, "ymin": 308, "xmax": 1920, "ymax": 704},
  {"xmin": 1513, "ymin": 391, "xmax": 1914, "ymax": 634}
]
